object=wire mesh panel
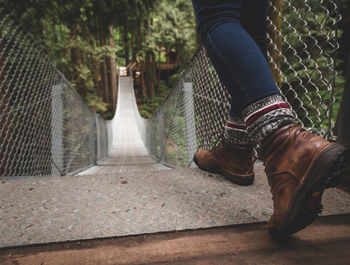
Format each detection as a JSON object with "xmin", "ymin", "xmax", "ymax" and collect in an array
[
  {"xmin": 0, "ymin": 2, "xmax": 108, "ymax": 177},
  {"xmin": 136, "ymin": 0, "xmax": 341, "ymax": 167},
  {"xmin": 266, "ymin": 0, "xmax": 341, "ymax": 136},
  {"xmin": 0, "ymin": 0, "xmax": 342, "ymax": 173},
  {"xmin": 96, "ymin": 114, "xmax": 108, "ymax": 162}
]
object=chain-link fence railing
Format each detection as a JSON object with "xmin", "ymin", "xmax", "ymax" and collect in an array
[
  {"xmin": 0, "ymin": 0, "xmax": 343, "ymax": 174},
  {"xmin": 0, "ymin": 1, "xmax": 108, "ymax": 177},
  {"xmin": 135, "ymin": 0, "xmax": 342, "ymax": 168}
]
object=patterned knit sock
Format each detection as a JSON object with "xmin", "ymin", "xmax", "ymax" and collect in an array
[
  {"xmin": 224, "ymin": 116, "xmax": 253, "ymax": 148},
  {"xmin": 242, "ymin": 94, "xmax": 295, "ymax": 145}
]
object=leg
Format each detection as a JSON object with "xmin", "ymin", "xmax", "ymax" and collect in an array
[
  {"xmin": 192, "ymin": 0, "xmax": 280, "ymax": 113},
  {"xmin": 241, "ymin": 0, "xmax": 268, "ymax": 59},
  {"xmin": 192, "ymin": 1, "xmax": 255, "ymax": 185},
  {"xmin": 192, "ymin": 0, "xmax": 350, "ymax": 238}
]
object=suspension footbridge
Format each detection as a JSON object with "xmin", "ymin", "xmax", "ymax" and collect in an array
[
  {"xmin": 1, "ymin": 72, "xmax": 350, "ymax": 248},
  {"xmin": 1, "ymin": 0, "xmax": 350, "ymax": 255}
]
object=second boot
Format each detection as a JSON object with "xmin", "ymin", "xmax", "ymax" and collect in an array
[
  {"xmin": 194, "ymin": 116, "xmax": 255, "ymax": 185},
  {"xmin": 194, "ymin": 140, "xmax": 254, "ymax": 185}
]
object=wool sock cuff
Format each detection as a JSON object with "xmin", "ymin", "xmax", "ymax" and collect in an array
[
  {"xmin": 242, "ymin": 94, "xmax": 295, "ymax": 144},
  {"xmin": 224, "ymin": 116, "xmax": 253, "ymax": 147}
]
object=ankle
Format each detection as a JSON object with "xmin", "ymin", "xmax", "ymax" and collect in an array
[
  {"xmin": 242, "ymin": 94, "xmax": 295, "ymax": 145},
  {"xmin": 224, "ymin": 116, "xmax": 253, "ymax": 148}
]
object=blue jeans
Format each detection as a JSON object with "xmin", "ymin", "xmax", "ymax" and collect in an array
[{"xmin": 192, "ymin": 0, "xmax": 280, "ymax": 116}]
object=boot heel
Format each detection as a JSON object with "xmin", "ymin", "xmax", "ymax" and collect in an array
[{"xmin": 323, "ymin": 148, "xmax": 350, "ymax": 189}]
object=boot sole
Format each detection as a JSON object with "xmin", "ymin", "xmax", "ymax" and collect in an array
[
  {"xmin": 193, "ymin": 156, "xmax": 254, "ymax": 186},
  {"xmin": 269, "ymin": 144, "xmax": 350, "ymax": 239}
]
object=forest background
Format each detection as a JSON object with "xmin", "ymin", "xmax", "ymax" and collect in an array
[
  {"xmin": 5, "ymin": 0, "xmax": 197, "ymax": 119},
  {"xmin": 3, "ymin": 0, "xmax": 350, "ymax": 124}
]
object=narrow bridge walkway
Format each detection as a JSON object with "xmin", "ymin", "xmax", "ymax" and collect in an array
[
  {"xmin": 1, "ymin": 76, "xmax": 350, "ymax": 249},
  {"xmin": 78, "ymin": 75, "xmax": 168, "ymax": 174}
]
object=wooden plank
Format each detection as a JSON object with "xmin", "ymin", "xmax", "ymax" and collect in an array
[{"xmin": 1, "ymin": 215, "xmax": 350, "ymax": 265}]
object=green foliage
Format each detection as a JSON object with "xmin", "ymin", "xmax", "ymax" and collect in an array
[
  {"xmin": 137, "ymin": 86, "xmax": 170, "ymax": 118},
  {"xmin": 5, "ymin": 0, "xmax": 197, "ymax": 117},
  {"xmin": 140, "ymin": 0, "xmax": 196, "ymax": 60},
  {"xmin": 103, "ymin": 111, "xmax": 114, "ymax": 120},
  {"xmin": 280, "ymin": 1, "xmax": 344, "ymax": 130},
  {"xmin": 135, "ymin": 0, "xmax": 196, "ymax": 117},
  {"xmin": 86, "ymin": 94, "xmax": 109, "ymax": 112}
]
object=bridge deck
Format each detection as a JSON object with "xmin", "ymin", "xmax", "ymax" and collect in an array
[
  {"xmin": 1, "ymin": 164, "xmax": 350, "ymax": 248},
  {"xmin": 1, "ymin": 76, "xmax": 350, "ymax": 248}
]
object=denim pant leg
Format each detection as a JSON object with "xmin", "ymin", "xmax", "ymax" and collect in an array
[
  {"xmin": 192, "ymin": 0, "xmax": 280, "ymax": 116},
  {"xmin": 241, "ymin": 0, "xmax": 269, "ymax": 60}
]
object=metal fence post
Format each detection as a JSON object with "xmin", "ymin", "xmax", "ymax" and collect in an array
[
  {"xmin": 95, "ymin": 113, "xmax": 101, "ymax": 162},
  {"xmin": 51, "ymin": 84, "xmax": 64, "ymax": 176},
  {"xmin": 183, "ymin": 82, "xmax": 197, "ymax": 166},
  {"xmin": 158, "ymin": 112, "xmax": 165, "ymax": 162},
  {"xmin": 89, "ymin": 113, "xmax": 97, "ymax": 166}
]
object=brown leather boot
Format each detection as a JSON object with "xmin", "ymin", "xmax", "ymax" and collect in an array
[
  {"xmin": 193, "ymin": 140, "xmax": 254, "ymax": 185},
  {"xmin": 260, "ymin": 123, "xmax": 350, "ymax": 238},
  {"xmin": 338, "ymin": 177, "xmax": 350, "ymax": 194}
]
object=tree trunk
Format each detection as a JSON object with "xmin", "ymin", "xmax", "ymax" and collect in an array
[
  {"xmin": 131, "ymin": 31, "xmax": 136, "ymax": 62},
  {"xmin": 70, "ymin": 26, "xmax": 86, "ymax": 97},
  {"xmin": 334, "ymin": 2, "xmax": 350, "ymax": 193},
  {"xmin": 109, "ymin": 25, "xmax": 118, "ymax": 111},
  {"xmin": 93, "ymin": 59, "xmax": 103, "ymax": 99},
  {"xmin": 267, "ymin": 0, "xmax": 283, "ymax": 88},
  {"xmin": 102, "ymin": 56, "xmax": 110, "ymax": 105},
  {"xmin": 123, "ymin": 26, "xmax": 130, "ymax": 65},
  {"xmin": 151, "ymin": 52, "xmax": 158, "ymax": 94},
  {"xmin": 141, "ymin": 70, "xmax": 147, "ymax": 98},
  {"xmin": 145, "ymin": 51, "xmax": 155, "ymax": 98},
  {"xmin": 335, "ymin": 45, "xmax": 350, "ymax": 148},
  {"xmin": 334, "ymin": 2, "xmax": 350, "ymax": 148},
  {"xmin": 137, "ymin": 24, "xmax": 142, "ymax": 53},
  {"xmin": 157, "ymin": 60, "xmax": 161, "ymax": 93},
  {"xmin": 100, "ymin": 37, "xmax": 110, "ymax": 108}
]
